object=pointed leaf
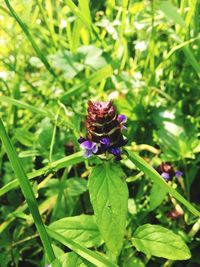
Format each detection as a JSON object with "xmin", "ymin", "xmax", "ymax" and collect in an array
[
  {"xmin": 149, "ymin": 184, "xmax": 167, "ymax": 211},
  {"xmin": 132, "ymin": 224, "xmax": 191, "ymax": 260},
  {"xmin": 88, "ymin": 163, "xmax": 128, "ymax": 256},
  {"xmin": 49, "ymin": 215, "xmax": 103, "ymax": 248}
]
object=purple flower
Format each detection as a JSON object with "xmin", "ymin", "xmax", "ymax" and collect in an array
[
  {"xmin": 161, "ymin": 172, "xmax": 170, "ymax": 181},
  {"xmin": 79, "ymin": 101, "xmax": 127, "ymax": 160},
  {"xmin": 100, "ymin": 137, "xmax": 110, "ymax": 151},
  {"xmin": 175, "ymin": 171, "xmax": 183, "ymax": 177},
  {"xmin": 80, "ymin": 140, "xmax": 98, "ymax": 158},
  {"xmin": 118, "ymin": 114, "xmax": 127, "ymax": 124},
  {"xmin": 109, "ymin": 147, "xmax": 121, "ymax": 160}
]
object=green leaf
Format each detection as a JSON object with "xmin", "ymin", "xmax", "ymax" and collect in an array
[
  {"xmin": 14, "ymin": 128, "xmax": 36, "ymax": 147},
  {"xmin": 49, "ymin": 50, "xmax": 84, "ymax": 79},
  {"xmin": 38, "ymin": 118, "xmax": 54, "ymax": 150},
  {"xmin": 78, "ymin": 45, "xmax": 107, "ymax": 70},
  {"xmin": 52, "ymin": 252, "xmax": 95, "ymax": 267},
  {"xmin": 66, "ymin": 177, "xmax": 88, "ymax": 196},
  {"xmin": 47, "ymin": 227, "xmax": 118, "ymax": 267},
  {"xmin": 88, "ymin": 163, "xmax": 128, "ymax": 256},
  {"xmin": 45, "ymin": 177, "xmax": 88, "ymax": 197},
  {"xmin": 126, "ymin": 149, "xmax": 200, "ymax": 217},
  {"xmin": 156, "ymin": 0, "xmax": 186, "ymax": 27},
  {"xmin": 123, "ymin": 257, "xmax": 145, "ymax": 267},
  {"xmin": 132, "ymin": 224, "xmax": 191, "ymax": 260},
  {"xmin": 149, "ymin": 184, "xmax": 167, "ymax": 211},
  {"xmin": 0, "ymin": 118, "xmax": 55, "ymax": 262},
  {"xmin": 49, "ymin": 215, "xmax": 103, "ymax": 248}
]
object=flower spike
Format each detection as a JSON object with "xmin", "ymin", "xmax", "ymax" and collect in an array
[{"xmin": 79, "ymin": 100, "xmax": 127, "ymax": 159}]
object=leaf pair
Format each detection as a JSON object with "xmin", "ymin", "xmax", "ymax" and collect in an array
[{"xmin": 49, "ymin": 161, "xmax": 191, "ymax": 265}]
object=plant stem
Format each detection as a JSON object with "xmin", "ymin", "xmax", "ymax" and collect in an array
[{"xmin": 0, "ymin": 118, "xmax": 55, "ymax": 263}]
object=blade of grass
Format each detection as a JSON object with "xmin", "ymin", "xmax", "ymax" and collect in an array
[
  {"xmin": 46, "ymin": 227, "xmax": 119, "ymax": 267},
  {"xmin": 65, "ymin": 0, "xmax": 100, "ymax": 40},
  {"xmin": 70, "ymin": 0, "xmax": 91, "ymax": 53},
  {"xmin": 60, "ymin": 65, "xmax": 113, "ymax": 103},
  {"xmin": 65, "ymin": 0, "xmax": 91, "ymax": 29},
  {"xmin": 45, "ymin": 0, "xmax": 58, "ymax": 48},
  {"xmin": 156, "ymin": 0, "xmax": 186, "ymax": 27},
  {"xmin": 185, "ymin": 0, "xmax": 197, "ymax": 26},
  {"xmin": 156, "ymin": 36, "xmax": 200, "ymax": 72},
  {"xmin": 35, "ymin": 0, "xmax": 57, "ymax": 49},
  {"xmin": 4, "ymin": 0, "xmax": 63, "ymax": 87},
  {"xmin": 0, "ymin": 172, "xmax": 55, "ymax": 233},
  {"xmin": 0, "ymin": 58, "xmax": 39, "ymax": 94},
  {"xmin": 0, "ymin": 95, "xmax": 52, "ymax": 117},
  {"xmin": 155, "ymin": 0, "xmax": 200, "ymax": 76},
  {"xmin": 0, "ymin": 118, "xmax": 55, "ymax": 262},
  {"xmin": 0, "ymin": 205, "xmax": 27, "ymax": 233},
  {"xmin": 0, "ymin": 151, "xmax": 84, "ymax": 197},
  {"xmin": 171, "ymin": 34, "xmax": 200, "ymax": 76},
  {"xmin": 126, "ymin": 149, "xmax": 200, "ymax": 217}
]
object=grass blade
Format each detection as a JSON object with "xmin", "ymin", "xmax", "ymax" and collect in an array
[
  {"xmin": 126, "ymin": 149, "xmax": 200, "ymax": 217},
  {"xmin": 4, "ymin": 0, "xmax": 62, "ymax": 85},
  {"xmin": 0, "ymin": 118, "xmax": 55, "ymax": 262},
  {"xmin": 0, "ymin": 151, "xmax": 84, "ymax": 197},
  {"xmin": 65, "ymin": 0, "xmax": 92, "ymax": 29},
  {"xmin": 46, "ymin": 227, "xmax": 119, "ymax": 267},
  {"xmin": 0, "ymin": 95, "xmax": 52, "ymax": 117},
  {"xmin": 66, "ymin": 0, "xmax": 99, "ymax": 40},
  {"xmin": 156, "ymin": 0, "xmax": 186, "ymax": 27},
  {"xmin": 171, "ymin": 35, "xmax": 200, "ymax": 76}
]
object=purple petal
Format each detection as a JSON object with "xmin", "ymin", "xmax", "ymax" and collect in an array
[
  {"xmin": 110, "ymin": 147, "xmax": 121, "ymax": 157},
  {"xmin": 83, "ymin": 149, "xmax": 93, "ymax": 158},
  {"xmin": 161, "ymin": 172, "xmax": 170, "ymax": 181},
  {"xmin": 80, "ymin": 140, "xmax": 95, "ymax": 150},
  {"xmin": 92, "ymin": 144, "xmax": 98, "ymax": 154},
  {"xmin": 100, "ymin": 137, "xmax": 110, "ymax": 150},
  {"xmin": 175, "ymin": 171, "xmax": 183, "ymax": 177},
  {"xmin": 118, "ymin": 114, "xmax": 127, "ymax": 124}
]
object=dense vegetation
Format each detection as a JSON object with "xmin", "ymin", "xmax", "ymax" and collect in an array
[{"xmin": 0, "ymin": 0, "xmax": 199, "ymax": 266}]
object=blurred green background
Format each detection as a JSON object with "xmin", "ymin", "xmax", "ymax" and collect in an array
[{"xmin": 0, "ymin": 0, "xmax": 200, "ymax": 266}]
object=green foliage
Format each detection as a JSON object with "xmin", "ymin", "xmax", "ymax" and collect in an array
[
  {"xmin": 127, "ymin": 149, "xmax": 200, "ymax": 217},
  {"xmin": 89, "ymin": 163, "xmax": 128, "ymax": 257},
  {"xmin": 132, "ymin": 224, "xmax": 191, "ymax": 260},
  {"xmin": 49, "ymin": 215, "xmax": 103, "ymax": 248},
  {"xmin": 0, "ymin": 0, "xmax": 200, "ymax": 266},
  {"xmin": 149, "ymin": 184, "xmax": 167, "ymax": 211},
  {"xmin": 47, "ymin": 227, "xmax": 118, "ymax": 267}
]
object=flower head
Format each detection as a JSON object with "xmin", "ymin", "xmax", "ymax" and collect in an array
[
  {"xmin": 175, "ymin": 171, "xmax": 183, "ymax": 178},
  {"xmin": 79, "ymin": 100, "xmax": 127, "ymax": 159},
  {"xmin": 156, "ymin": 162, "xmax": 183, "ymax": 181}
]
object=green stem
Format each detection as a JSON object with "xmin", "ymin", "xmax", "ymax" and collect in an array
[
  {"xmin": 126, "ymin": 149, "xmax": 200, "ymax": 217},
  {"xmin": 188, "ymin": 218, "xmax": 200, "ymax": 237},
  {"xmin": 0, "ymin": 151, "xmax": 84, "ymax": 197},
  {"xmin": 0, "ymin": 118, "xmax": 55, "ymax": 263},
  {"xmin": 46, "ymin": 227, "xmax": 118, "ymax": 267}
]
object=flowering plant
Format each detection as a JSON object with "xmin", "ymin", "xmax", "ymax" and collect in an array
[{"xmin": 79, "ymin": 101, "xmax": 127, "ymax": 160}]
